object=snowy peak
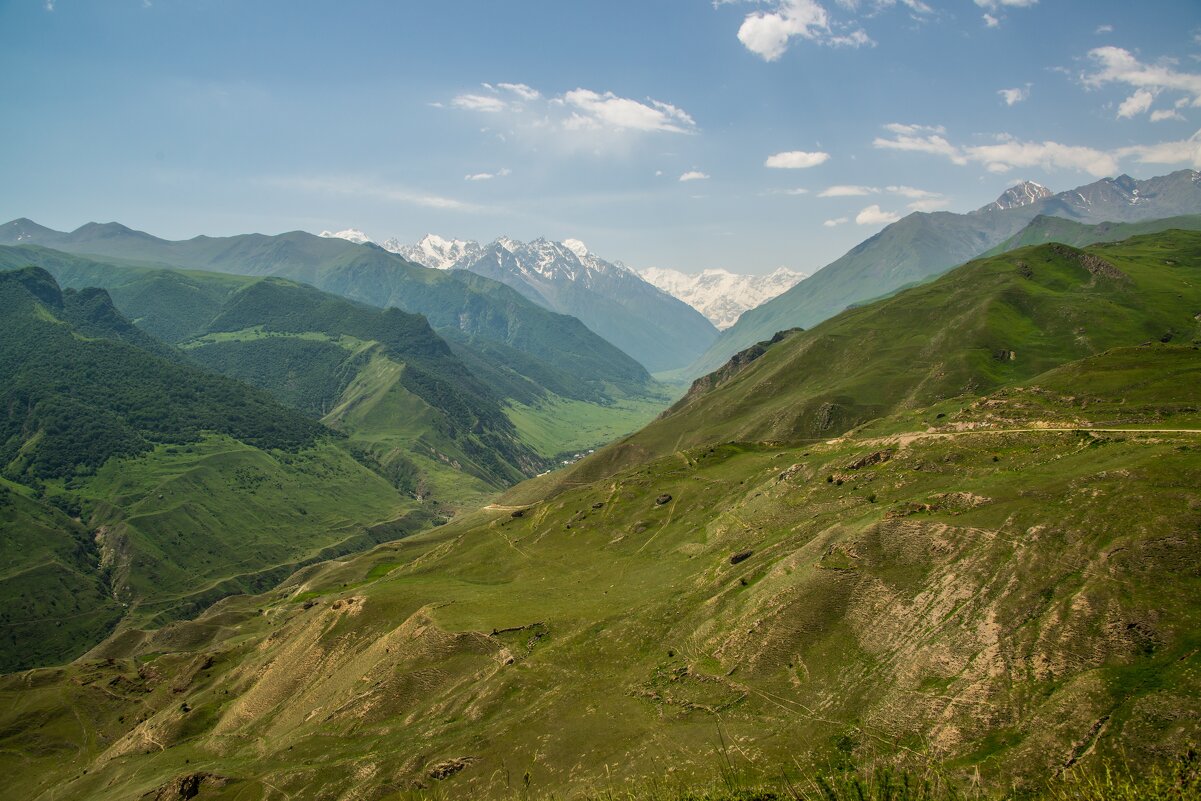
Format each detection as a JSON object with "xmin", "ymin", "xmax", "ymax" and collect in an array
[
  {"xmin": 320, "ymin": 228, "xmax": 373, "ymax": 245},
  {"xmin": 978, "ymin": 181, "xmax": 1053, "ymax": 213},
  {"xmin": 639, "ymin": 266, "xmax": 807, "ymax": 330},
  {"xmin": 562, "ymin": 238, "xmax": 590, "ymax": 259},
  {"xmin": 390, "ymin": 234, "xmax": 483, "ymax": 270}
]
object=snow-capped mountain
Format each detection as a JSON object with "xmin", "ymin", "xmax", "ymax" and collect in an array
[
  {"xmin": 386, "ymin": 234, "xmax": 483, "ymax": 269},
  {"xmin": 638, "ymin": 267, "xmax": 807, "ymax": 330},
  {"xmin": 976, "ymin": 180, "xmax": 1053, "ymax": 213},
  {"xmin": 391, "ymin": 234, "xmax": 719, "ymax": 373},
  {"xmin": 320, "ymin": 228, "xmax": 373, "ymax": 245}
]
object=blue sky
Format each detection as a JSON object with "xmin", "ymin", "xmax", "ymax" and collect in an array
[{"xmin": 2, "ymin": 1, "xmax": 1200, "ymax": 274}]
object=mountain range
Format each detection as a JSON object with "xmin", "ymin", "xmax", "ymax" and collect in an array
[
  {"xmin": 388, "ymin": 233, "xmax": 720, "ymax": 373},
  {"xmin": 637, "ymin": 265, "xmax": 807, "ymax": 330},
  {"xmin": 688, "ymin": 169, "xmax": 1201, "ymax": 376},
  {"xmin": 0, "ymin": 220, "xmax": 657, "ymax": 404},
  {"xmin": 3, "ymin": 229, "xmax": 1198, "ymax": 799}
]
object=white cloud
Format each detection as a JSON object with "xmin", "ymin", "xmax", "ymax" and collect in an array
[
  {"xmin": 975, "ymin": 1, "xmax": 1035, "ymax": 27},
  {"xmin": 907, "ymin": 197, "xmax": 950, "ymax": 212},
  {"xmin": 965, "ymin": 138, "xmax": 1119, "ymax": 176},
  {"xmin": 451, "ymin": 94, "xmax": 509, "ymax": 113},
  {"xmin": 496, "ymin": 83, "xmax": 540, "ymax": 101},
  {"xmin": 728, "ymin": 0, "xmax": 927, "ymax": 59},
  {"xmin": 974, "ymin": 0, "xmax": 1038, "ymax": 8},
  {"xmin": 562, "ymin": 89, "xmax": 696, "ymax": 134},
  {"xmin": 464, "ymin": 168, "xmax": 512, "ymax": 181},
  {"xmin": 1151, "ymin": 109, "xmax": 1185, "ymax": 122},
  {"xmin": 1084, "ymin": 46, "xmax": 1201, "ymax": 108},
  {"xmin": 998, "ymin": 86, "xmax": 1029, "ymax": 106},
  {"xmin": 765, "ymin": 150, "xmax": 831, "ymax": 169},
  {"xmin": 1117, "ymin": 129, "xmax": 1201, "ymax": 169},
  {"xmin": 679, "ymin": 171, "xmax": 711, "ymax": 182},
  {"xmin": 737, "ymin": 0, "xmax": 830, "ymax": 61},
  {"xmin": 856, "ymin": 204, "xmax": 901, "ymax": 225},
  {"xmin": 828, "ymin": 29, "xmax": 874, "ymax": 48},
  {"xmin": 886, "ymin": 185, "xmax": 939, "ymax": 199},
  {"xmin": 1117, "ymin": 89, "xmax": 1155, "ymax": 119},
  {"xmin": 267, "ymin": 176, "xmax": 477, "ymax": 212},
  {"xmin": 876, "ymin": 123, "xmax": 1201, "ymax": 175},
  {"xmin": 445, "ymin": 83, "xmax": 698, "ymax": 145},
  {"xmin": 44, "ymin": 0, "xmax": 54, "ymax": 9},
  {"xmin": 819, "ymin": 184, "xmax": 877, "ymax": 197},
  {"xmin": 823, "ymin": 217, "xmax": 849, "ymax": 227},
  {"xmin": 817, "ymin": 184, "xmax": 944, "ymax": 209},
  {"xmin": 874, "ymin": 123, "xmax": 965, "ymax": 163},
  {"xmin": 1095, "ymin": 24, "xmax": 1113, "ymax": 34}
]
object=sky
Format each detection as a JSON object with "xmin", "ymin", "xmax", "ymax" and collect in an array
[{"xmin": 2, "ymin": 0, "xmax": 1200, "ymax": 275}]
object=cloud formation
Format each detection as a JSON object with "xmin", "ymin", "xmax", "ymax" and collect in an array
[
  {"xmin": 268, "ymin": 176, "xmax": 477, "ymax": 211},
  {"xmin": 818, "ymin": 183, "xmax": 945, "ymax": 210},
  {"xmin": 447, "ymin": 83, "xmax": 698, "ymax": 137},
  {"xmin": 679, "ymin": 171, "xmax": 711, "ymax": 182},
  {"xmin": 818, "ymin": 184, "xmax": 875, "ymax": 196},
  {"xmin": 1084, "ymin": 47, "xmax": 1201, "ymax": 113},
  {"xmin": 765, "ymin": 150, "xmax": 831, "ymax": 169},
  {"xmin": 464, "ymin": 168, "xmax": 512, "ymax": 181},
  {"xmin": 823, "ymin": 217, "xmax": 849, "ymax": 227},
  {"xmin": 726, "ymin": 0, "xmax": 910, "ymax": 61},
  {"xmin": 874, "ymin": 122, "xmax": 1201, "ymax": 175},
  {"xmin": 998, "ymin": 86, "xmax": 1029, "ymax": 106},
  {"xmin": 974, "ymin": 0, "xmax": 1036, "ymax": 27},
  {"xmin": 856, "ymin": 204, "xmax": 901, "ymax": 225},
  {"xmin": 1117, "ymin": 89, "xmax": 1155, "ymax": 119}
]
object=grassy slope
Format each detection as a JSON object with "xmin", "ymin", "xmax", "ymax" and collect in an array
[
  {"xmin": 983, "ymin": 214, "xmax": 1201, "ymax": 257},
  {"xmin": 0, "ymin": 247, "xmax": 674, "ymax": 491},
  {"xmin": 0, "ymin": 270, "xmax": 423, "ymax": 671},
  {"xmin": 1, "ymin": 346, "xmax": 1197, "ymax": 800},
  {"xmin": 536, "ymin": 231, "xmax": 1201, "ymax": 496},
  {"xmin": 0, "ymin": 230, "xmax": 656, "ymax": 401}
]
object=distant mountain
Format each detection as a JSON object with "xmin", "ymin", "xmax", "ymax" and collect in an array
[
  {"xmin": 687, "ymin": 169, "xmax": 1201, "ymax": 377},
  {"xmin": 0, "ymin": 245, "xmax": 673, "ymax": 497},
  {"xmin": 985, "ymin": 213, "xmax": 1201, "ymax": 255},
  {"xmin": 637, "ymin": 266, "xmax": 806, "ymax": 330},
  {"xmin": 393, "ymin": 234, "xmax": 719, "ymax": 373},
  {"xmin": 390, "ymin": 233, "xmax": 484, "ymax": 270},
  {"xmin": 0, "ymin": 222, "xmax": 654, "ymax": 403},
  {"xmin": 974, "ymin": 179, "xmax": 1053, "ymax": 213}
]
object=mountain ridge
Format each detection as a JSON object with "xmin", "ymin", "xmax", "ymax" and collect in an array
[{"xmin": 686, "ymin": 169, "xmax": 1201, "ymax": 377}]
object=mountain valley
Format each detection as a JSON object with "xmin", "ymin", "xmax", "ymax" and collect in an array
[{"xmin": 0, "ymin": 224, "xmax": 1199, "ymax": 799}]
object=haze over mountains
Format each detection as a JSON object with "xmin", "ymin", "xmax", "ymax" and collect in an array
[
  {"xmin": 688, "ymin": 169, "xmax": 1201, "ymax": 376},
  {"xmin": 392, "ymin": 233, "xmax": 719, "ymax": 373},
  {"xmin": 637, "ymin": 265, "xmax": 807, "ymax": 330}
]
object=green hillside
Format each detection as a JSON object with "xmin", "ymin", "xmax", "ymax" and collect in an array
[
  {"xmin": 984, "ymin": 213, "xmax": 1201, "ymax": 256},
  {"xmin": 1, "ymin": 345, "xmax": 1197, "ymax": 800},
  {"xmin": 0, "ymin": 231, "xmax": 1198, "ymax": 799},
  {"xmin": 0, "ymin": 244, "xmax": 673, "ymax": 474},
  {"xmin": 0, "ymin": 269, "xmax": 424, "ymax": 671},
  {"xmin": 685, "ymin": 172, "xmax": 1201, "ymax": 379},
  {"xmin": 0, "ymin": 225, "xmax": 655, "ymax": 401},
  {"xmin": 543, "ymin": 231, "xmax": 1201, "ymax": 492}
]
